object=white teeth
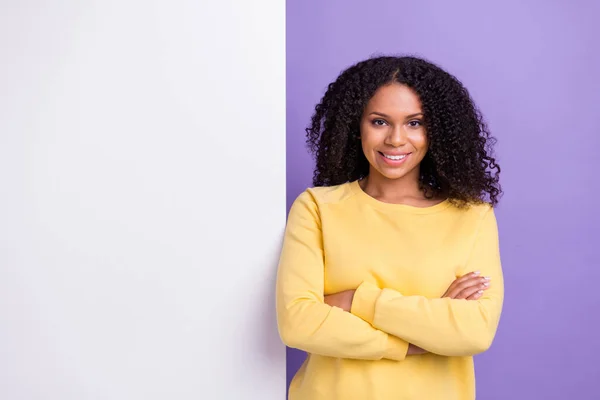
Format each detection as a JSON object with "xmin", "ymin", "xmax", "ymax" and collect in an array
[{"xmin": 383, "ymin": 154, "xmax": 407, "ymax": 160}]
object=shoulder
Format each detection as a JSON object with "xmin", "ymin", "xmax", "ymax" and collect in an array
[
  {"xmin": 455, "ymin": 202, "xmax": 498, "ymax": 236},
  {"xmin": 292, "ymin": 182, "xmax": 356, "ymax": 208},
  {"xmin": 462, "ymin": 202, "xmax": 494, "ymax": 219},
  {"xmin": 287, "ymin": 182, "xmax": 356, "ymax": 224},
  {"xmin": 444, "ymin": 201, "xmax": 496, "ymax": 229}
]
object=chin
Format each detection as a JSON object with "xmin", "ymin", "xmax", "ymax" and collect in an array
[
  {"xmin": 383, "ymin": 173, "xmax": 411, "ymax": 181},
  {"xmin": 372, "ymin": 161, "xmax": 421, "ymax": 181},
  {"xmin": 375, "ymin": 169, "xmax": 412, "ymax": 181}
]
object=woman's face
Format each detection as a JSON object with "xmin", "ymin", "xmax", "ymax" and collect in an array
[{"xmin": 360, "ymin": 83, "xmax": 428, "ymax": 183}]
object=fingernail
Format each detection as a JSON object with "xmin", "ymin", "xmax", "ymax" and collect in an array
[
  {"xmin": 473, "ymin": 271, "xmax": 480, "ymax": 276},
  {"xmin": 483, "ymin": 282, "xmax": 490, "ymax": 287},
  {"xmin": 478, "ymin": 290, "xmax": 484, "ymax": 294},
  {"xmin": 483, "ymin": 276, "xmax": 491, "ymax": 280}
]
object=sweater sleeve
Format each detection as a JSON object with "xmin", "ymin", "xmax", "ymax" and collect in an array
[
  {"xmin": 350, "ymin": 206, "xmax": 504, "ymax": 357},
  {"xmin": 276, "ymin": 191, "xmax": 410, "ymax": 361}
]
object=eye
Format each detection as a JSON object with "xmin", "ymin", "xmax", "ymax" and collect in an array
[
  {"xmin": 408, "ymin": 120, "xmax": 423, "ymax": 128},
  {"xmin": 372, "ymin": 119, "xmax": 387, "ymax": 126}
]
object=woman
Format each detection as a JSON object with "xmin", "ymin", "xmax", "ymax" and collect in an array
[{"xmin": 276, "ymin": 55, "xmax": 504, "ymax": 400}]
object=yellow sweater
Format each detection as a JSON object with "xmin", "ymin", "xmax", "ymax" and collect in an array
[{"xmin": 276, "ymin": 180, "xmax": 504, "ymax": 400}]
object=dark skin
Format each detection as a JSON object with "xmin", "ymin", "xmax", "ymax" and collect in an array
[
  {"xmin": 324, "ymin": 84, "xmax": 492, "ymax": 356},
  {"xmin": 324, "ymin": 272, "xmax": 491, "ymax": 355}
]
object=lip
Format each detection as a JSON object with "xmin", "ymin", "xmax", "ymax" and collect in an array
[{"xmin": 378, "ymin": 151, "xmax": 411, "ymax": 166}]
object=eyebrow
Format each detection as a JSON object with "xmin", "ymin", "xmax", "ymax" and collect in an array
[{"xmin": 370, "ymin": 111, "xmax": 424, "ymax": 119}]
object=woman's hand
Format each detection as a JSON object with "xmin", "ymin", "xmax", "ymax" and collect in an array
[
  {"xmin": 408, "ymin": 273, "xmax": 490, "ymax": 356},
  {"xmin": 324, "ymin": 274, "xmax": 489, "ymax": 357},
  {"xmin": 442, "ymin": 271, "xmax": 491, "ymax": 300},
  {"xmin": 324, "ymin": 289, "xmax": 356, "ymax": 312},
  {"xmin": 324, "ymin": 272, "xmax": 490, "ymax": 312}
]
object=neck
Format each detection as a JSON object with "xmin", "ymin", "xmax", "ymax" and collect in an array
[{"xmin": 360, "ymin": 169, "xmax": 423, "ymax": 202}]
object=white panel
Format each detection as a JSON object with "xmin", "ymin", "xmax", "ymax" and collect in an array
[{"xmin": 0, "ymin": 1, "xmax": 286, "ymax": 399}]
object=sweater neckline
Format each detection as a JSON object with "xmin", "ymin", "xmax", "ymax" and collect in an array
[{"xmin": 349, "ymin": 179, "xmax": 452, "ymax": 215}]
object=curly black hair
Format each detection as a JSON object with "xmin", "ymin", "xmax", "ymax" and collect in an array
[{"xmin": 306, "ymin": 55, "xmax": 502, "ymax": 207}]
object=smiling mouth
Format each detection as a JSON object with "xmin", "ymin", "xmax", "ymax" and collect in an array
[
  {"xmin": 378, "ymin": 151, "xmax": 412, "ymax": 162},
  {"xmin": 380, "ymin": 152, "xmax": 409, "ymax": 161}
]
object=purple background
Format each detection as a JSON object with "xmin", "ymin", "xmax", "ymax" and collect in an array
[{"xmin": 286, "ymin": 1, "xmax": 600, "ymax": 398}]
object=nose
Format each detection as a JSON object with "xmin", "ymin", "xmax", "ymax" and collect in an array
[{"xmin": 385, "ymin": 125, "xmax": 407, "ymax": 147}]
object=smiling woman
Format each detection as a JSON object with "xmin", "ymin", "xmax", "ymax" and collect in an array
[
  {"xmin": 305, "ymin": 56, "xmax": 501, "ymax": 208},
  {"xmin": 276, "ymin": 56, "xmax": 504, "ymax": 400},
  {"xmin": 359, "ymin": 84, "xmax": 435, "ymax": 207}
]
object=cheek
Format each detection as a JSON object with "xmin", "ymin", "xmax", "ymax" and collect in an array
[
  {"xmin": 360, "ymin": 137, "xmax": 373, "ymax": 161},
  {"xmin": 360, "ymin": 127, "xmax": 379, "ymax": 152},
  {"xmin": 411, "ymin": 131, "xmax": 428, "ymax": 151}
]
